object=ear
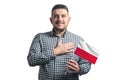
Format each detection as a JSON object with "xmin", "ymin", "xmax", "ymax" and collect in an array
[
  {"xmin": 50, "ymin": 17, "xmax": 52, "ymax": 23},
  {"xmin": 68, "ymin": 17, "xmax": 71, "ymax": 22}
]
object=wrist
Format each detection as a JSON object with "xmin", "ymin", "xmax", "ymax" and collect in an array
[{"xmin": 53, "ymin": 48, "xmax": 58, "ymax": 56}]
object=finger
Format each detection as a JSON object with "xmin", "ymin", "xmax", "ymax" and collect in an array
[
  {"xmin": 66, "ymin": 49, "xmax": 74, "ymax": 53},
  {"xmin": 67, "ymin": 42, "xmax": 74, "ymax": 44},
  {"xmin": 69, "ymin": 60, "xmax": 78, "ymax": 65},
  {"xmin": 66, "ymin": 64, "xmax": 76, "ymax": 71},
  {"xmin": 66, "ymin": 61, "xmax": 77, "ymax": 69},
  {"xmin": 68, "ymin": 46, "xmax": 74, "ymax": 50},
  {"xmin": 58, "ymin": 40, "xmax": 62, "ymax": 44},
  {"xmin": 66, "ymin": 42, "xmax": 74, "ymax": 46},
  {"xmin": 69, "ymin": 43, "xmax": 74, "ymax": 47}
]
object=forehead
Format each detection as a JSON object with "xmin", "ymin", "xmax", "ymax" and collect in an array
[{"xmin": 52, "ymin": 9, "xmax": 68, "ymax": 15}]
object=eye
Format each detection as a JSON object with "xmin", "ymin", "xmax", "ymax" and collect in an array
[
  {"xmin": 53, "ymin": 15, "xmax": 58, "ymax": 18},
  {"xmin": 61, "ymin": 15, "xmax": 66, "ymax": 18}
]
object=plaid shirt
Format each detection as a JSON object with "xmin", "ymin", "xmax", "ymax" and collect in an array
[{"xmin": 27, "ymin": 30, "xmax": 91, "ymax": 80}]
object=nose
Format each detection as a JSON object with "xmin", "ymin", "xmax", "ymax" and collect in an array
[{"xmin": 58, "ymin": 16, "xmax": 62, "ymax": 21}]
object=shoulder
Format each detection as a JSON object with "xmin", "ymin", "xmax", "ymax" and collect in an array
[
  {"xmin": 33, "ymin": 31, "xmax": 52, "ymax": 39},
  {"xmin": 67, "ymin": 31, "xmax": 84, "ymax": 41},
  {"xmin": 35, "ymin": 31, "xmax": 51, "ymax": 37}
]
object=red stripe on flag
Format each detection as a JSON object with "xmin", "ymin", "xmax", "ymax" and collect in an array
[{"xmin": 75, "ymin": 47, "xmax": 97, "ymax": 64}]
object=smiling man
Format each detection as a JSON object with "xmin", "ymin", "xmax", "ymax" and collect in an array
[{"xmin": 27, "ymin": 4, "xmax": 91, "ymax": 80}]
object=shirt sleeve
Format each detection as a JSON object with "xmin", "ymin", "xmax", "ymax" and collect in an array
[
  {"xmin": 78, "ymin": 58, "xmax": 91, "ymax": 76},
  {"xmin": 27, "ymin": 34, "xmax": 55, "ymax": 66}
]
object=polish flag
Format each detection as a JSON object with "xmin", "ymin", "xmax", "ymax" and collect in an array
[{"xmin": 74, "ymin": 40, "xmax": 99, "ymax": 64}]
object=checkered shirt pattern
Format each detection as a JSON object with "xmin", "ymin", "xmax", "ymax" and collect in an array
[{"xmin": 27, "ymin": 30, "xmax": 91, "ymax": 80}]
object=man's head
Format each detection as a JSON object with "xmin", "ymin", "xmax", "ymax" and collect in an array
[{"xmin": 50, "ymin": 4, "xmax": 71, "ymax": 32}]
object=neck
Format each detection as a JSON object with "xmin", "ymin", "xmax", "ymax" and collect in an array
[{"xmin": 54, "ymin": 29, "xmax": 67, "ymax": 37}]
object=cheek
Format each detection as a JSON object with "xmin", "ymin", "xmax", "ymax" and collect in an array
[
  {"xmin": 51, "ymin": 20, "xmax": 55, "ymax": 24},
  {"xmin": 50, "ymin": 18, "xmax": 55, "ymax": 23},
  {"xmin": 65, "ymin": 18, "xmax": 70, "ymax": 22},
  {"xmin": 52, "ymin": 19, "xmax": 57, "ymax": 23},
  {"xmin": 65, "ymin": 20, "xmax": 69, "ymax": 24}
]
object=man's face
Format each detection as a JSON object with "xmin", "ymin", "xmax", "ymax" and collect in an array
[{"xmin": 50, "ymin": 9, "xmax": 71, "ymax": 32}]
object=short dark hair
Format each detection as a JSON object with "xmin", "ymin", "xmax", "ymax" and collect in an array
[{"xmin": 52, "ymin": 4, "xmax": 69, "ymax": 13}]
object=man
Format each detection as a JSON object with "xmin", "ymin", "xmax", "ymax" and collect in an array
[{"xmin": 27, "ymin": 4, "xmax": 91, "ymax": 80}]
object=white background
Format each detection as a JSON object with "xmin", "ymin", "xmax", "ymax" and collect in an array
[{"xmin": 0, "ymin": 0, "xmax": 120, "ymax": 80}]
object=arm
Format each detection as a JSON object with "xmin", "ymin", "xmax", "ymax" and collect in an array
[
  {"xmin": 78, "ymin": 58, "xmax": 91, "ymax": 76},
  {"xmin": 27, "ymin": 34, "xmax": 55, "ymax": 66}
]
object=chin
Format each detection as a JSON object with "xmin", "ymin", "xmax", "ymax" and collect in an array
[
  {"xmin": 56, "ymin": 26, "xmax": 64, "ymax": 29},
  {"xmin": 54, "ymin": 27, "xmax": 65, "ymax": 32}
]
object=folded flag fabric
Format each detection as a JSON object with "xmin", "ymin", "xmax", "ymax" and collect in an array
[{"xmin": 74, "ymin": 40, "xmax": 99, "ymax": 64}]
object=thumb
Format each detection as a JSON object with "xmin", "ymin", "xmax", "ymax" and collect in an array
[{"xmin": 58, "ymin": 40, "xmax": 62, "ymax": 44}]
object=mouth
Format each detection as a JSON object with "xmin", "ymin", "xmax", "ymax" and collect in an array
[
  {"xmin": 56, "ymin": 23, "xmax": 63, "ymax": 26},
  {"xmin": 56, "ymin": 23, "xmax": 64, "ymax": 26},
  {"xmin": 56, "ymin": 21, "xmax": 64, "ymax": 24}
]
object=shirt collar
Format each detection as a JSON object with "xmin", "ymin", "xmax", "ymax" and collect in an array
[{"xmin": 51, "ymin": 29, "xmax": 68, "ymax": 38}]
